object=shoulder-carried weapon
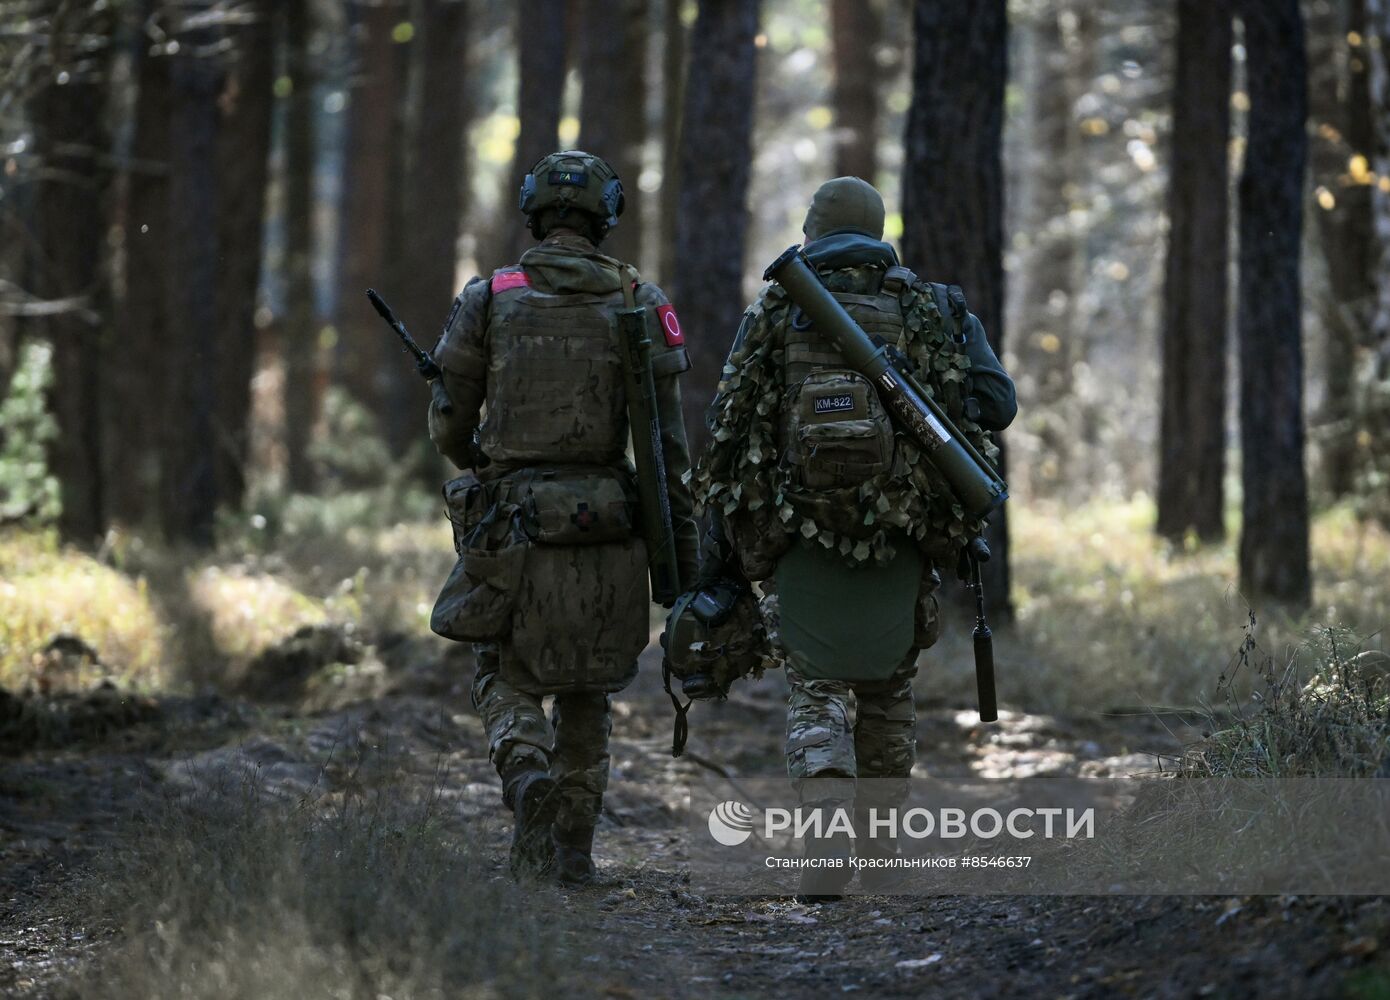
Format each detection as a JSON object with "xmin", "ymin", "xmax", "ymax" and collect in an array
[{"xmin": 617, "ymin": 306, "xmax": 682, "ymax": 606}]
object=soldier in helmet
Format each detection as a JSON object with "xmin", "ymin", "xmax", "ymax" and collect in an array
[
  {"xmin": 685, "ymin": 176, "xmax": 1016, "ymax": 897},
  {"xmin": 426, "ymin": 150, "xmax": 699, "ymax": 884}
]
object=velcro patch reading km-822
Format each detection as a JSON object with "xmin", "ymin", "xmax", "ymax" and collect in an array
[{"xmin": 813, "ymin": 394, "xmax": 855, "ymax": 415}]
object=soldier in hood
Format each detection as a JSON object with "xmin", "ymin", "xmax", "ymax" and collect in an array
[{"xmin": 688, "ymin": 177, "xmax": 1016, "ymax": 897}]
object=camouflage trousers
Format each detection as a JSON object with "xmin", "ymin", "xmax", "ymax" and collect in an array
[
  {"xmin": 785, "ymin": 649, "xmax": 920, "ymax": 807},
  {"xmin": 471, "ymin": 643, "xmax": 613, "ymax": 837}
]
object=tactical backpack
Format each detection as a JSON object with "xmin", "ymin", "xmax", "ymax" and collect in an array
[{"xmin": 774, "ymin": 264, "xmax": 921, "ymax": 538}]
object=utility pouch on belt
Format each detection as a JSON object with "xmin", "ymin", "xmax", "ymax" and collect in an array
[
  {"xmin": 431, "ymin": 490, "xmax": 527, "ymax": 643},
  {"xmin": 513, "ymin": 466, "xmax": 635, "ymax": 546},
  {"xmin": 914, "ymin": 563, "xmax": 943, "ymax": 650},
  {"xmin": 442, "ymin": 472, "xmax": 488, "ymax": 554},
  {"xmin": 782, "ymin": 369, "xmax": 894, "ymax": 492}
]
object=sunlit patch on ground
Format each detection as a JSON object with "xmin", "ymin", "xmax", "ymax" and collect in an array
[
  {"xmin": 189, "ymin": 565, "xmax": 331, "ymax": 660},
  {"xmin": 0, "ymin": 531, "xmax": 167, "ymax": 691}
]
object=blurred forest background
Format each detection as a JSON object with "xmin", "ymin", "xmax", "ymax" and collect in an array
[
  {"xmin": 5, "ymin": 4, "xmax": 1390, "ymax": 994},
  {"xmin": 1, "ymin": 0, "xmax": 1389, "ymax": 711}
]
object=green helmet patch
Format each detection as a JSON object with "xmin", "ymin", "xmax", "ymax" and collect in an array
[{"xmin": 519, "ymin": 149, "xmax": 625, "ymax": 232}]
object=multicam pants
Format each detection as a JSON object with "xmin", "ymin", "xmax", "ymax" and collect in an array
[
  {"xmin": 784, "ymin": 649, "xmax": 920, "ymax": 806},
  {"xmin": 471, "ymin": 642, "xmax": 614, "ymax": 837}
]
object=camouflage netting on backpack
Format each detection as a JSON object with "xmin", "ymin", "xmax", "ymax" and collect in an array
[{"xmin": 692, "ymin": 268, "xmax": 1001, "ymax": 573}]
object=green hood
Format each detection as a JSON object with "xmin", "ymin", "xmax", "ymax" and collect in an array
[
  {"xmin": 803, "ymin": 231, "xmax": 900, "ymax": 272},
  {"xmin": 802, "ymin": 176, "xmax": 886, "ymax": 241},
  {"xmin": 519, "ymin": 233, "xmax": 627, "ymax": 294}
]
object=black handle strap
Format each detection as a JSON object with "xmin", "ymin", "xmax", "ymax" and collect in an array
[{"xmin": 662, "ymin": 657, "xmax": 692, "ymax": 757}]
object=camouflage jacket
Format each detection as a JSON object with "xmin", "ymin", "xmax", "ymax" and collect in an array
[
  {"xmin": 692, "ymin": 233, "xmax": 1016, "ymax": 573},
  {"xmin": 428, "ymin": 230, "xmax": 700, "ymax": 583}
]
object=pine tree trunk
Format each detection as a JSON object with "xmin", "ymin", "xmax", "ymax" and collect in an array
[
  {"xmin": 162, "ymin": 4, "xmax": 224, "ymax": 546},
  {"xmin": 1156, "ymin": 0, "xmax": 1232, "ymax": 543},
  {"xmin": 30, "ymin": 5, "xmax": 115, "ymax": 545},
  {"xmin": 901, "ymin": 0, "xmax": 1010, "ymax": 616},
  {"xmin": 333, "ymin": 1, "xmax": 406, "ymax": 435},
  {"xmin": 392, "ymin": 0, "xmax": 471, "ymax": 464},
  {"xmin": 213, "ymin": 0, "xmax": 275, "ymax": 509},
  {"xmin": 1013, "ymin": 0, "xmax": 1081, "ymax": 494},
  {"xmin": 671, "ymin": 0, "xmax": 761, "ymax": 452},
  {"xmin": 284, "ymin": 0, "xmax": 321, "ymax": 493},
  {"xmin": 1309, "ymin": 0, "xmax": 1377, "ymax": 498},
  {"xmin": 109, "ymin": 2, "xmax": 170, "ymax": 531},
  {"xmin": 493, "ymin": 0, "xmax": 570, "ymax": 270},
  {"xmin": 1371, "ymin": 0, "xmax": 1390, "ymax": 372},
  {"xmin": 658, "ymin": 0, "xmax": 687, "ymax": 286},
  {"xmin": 830, "ymin": 0, "xmax": 882, "ymax": 182},
  {"xmin": 1237, "ymin": 0, "xmax": 1311, "ymax": 608},
  {"xmin": 579, "ymin": 0, "xmax": 648, "ymax": 266}
]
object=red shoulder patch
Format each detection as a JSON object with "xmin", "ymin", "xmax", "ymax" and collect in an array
[
  {"xmin": 490, "ymin": 270, "xmax": 531, "ymax": 294},
  {"xmin": 656, "ymin": 304, "xmax": 684, "ymax": 347}
]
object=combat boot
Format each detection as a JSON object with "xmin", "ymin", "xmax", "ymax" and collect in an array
[
  {"xmin": 854, "ymin": 805, "xmax": 902, "ymax": 894},
  {"xmin": 505, "ymin": 770, "xmax": 559, "ymax": 878},
  {"xmin": 795, "ymin": 798, "xmax": 855, "ymax": 903},
  {"xmin": 552, "ymin": 824, "xmax": 597, "ymax": 886}
]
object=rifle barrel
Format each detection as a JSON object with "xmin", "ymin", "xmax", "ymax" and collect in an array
[{"xmin": 365, "ymin": 288, "xmax": 452, "ymax": 414}]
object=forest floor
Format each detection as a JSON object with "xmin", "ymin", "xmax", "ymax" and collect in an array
[
  {"xmin": 2, "ymin": 499, "xmax": 1388, "ymax": 997},
  {"xmin": 2, "ymin": 630, "xmax": 1389, "ymax": 1000}
]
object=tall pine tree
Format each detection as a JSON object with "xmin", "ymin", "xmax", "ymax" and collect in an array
[
  {"xmin": 29, "ymin": 4, "xmax": 115, "ymax": 544},
  {"xmin": 672, "ymin": 0, "xmax": 761, "ymax": 450},
  {"xmin": 901, "ymin": 0, "xmax": 1010, "ymax": 614},
  {"xmin": 1156, "ymin": 0, "xmax": 1232, "ymax": 544},
  {"xmin": 1237, "ymin": 0, "xmax": 1311, "ymax": 607}
]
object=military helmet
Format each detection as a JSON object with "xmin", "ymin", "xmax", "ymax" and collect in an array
[
  {"xmin": 519, "ymin": 149, "xmax": 625, "ymax": 232},
  {"xmin": 802, "ymin": 176, "xmax": 886, "ymax": 242},
  {"xmin": 661, "ymin": 579, "xmax": 771, "ymax": 700}
]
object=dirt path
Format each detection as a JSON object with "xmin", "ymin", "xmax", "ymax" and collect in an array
[{"xmin": 0, "ymin": 643, "xmax": 1386, "ymax": 998}]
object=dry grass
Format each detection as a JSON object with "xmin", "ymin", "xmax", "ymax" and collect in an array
[
  {"xmin": 76, "ymin": 761, "xmax": 586, "ymax": 1000},
  {"xmin": 3, "ymin": 494, "xmax": 1386, "ymax": 725},
  {"xmin": 189, "ymin": 566, "xmax": 334, "ymax": 660},
  {"xmin": 987, "ymin": 497, "xmax": 1389, "ymax": 714},
  {"xmin": 0, "ymin": 530, "xmax": 168, "ymax": 690},
  {"xmin": 1184, "ymin": 622, "xmax": 1390, "ymax": 778},
  {"xmin": 0, "ymin": 485, "xmax": 452, "ymax": 694}
]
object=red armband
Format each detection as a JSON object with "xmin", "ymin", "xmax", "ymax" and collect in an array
[{"xmin": 656, "ymin": 304, "xmax": 684, "ymax": 347}]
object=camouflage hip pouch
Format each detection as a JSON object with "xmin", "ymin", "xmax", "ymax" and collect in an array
[
  {"xmin": 442, "ymin": 471, "xmax": 489, "ymax": 554},
  {"xmin": 914, "ymin": 562, "xmax": 943, "ymax": 650},
  {"xmin": 503, "ymin": 465, "xmax": 637, "ymax": 546},
  {"xmin": 431, "ymin": 483, "xmax": 528, "ymax": 643}
]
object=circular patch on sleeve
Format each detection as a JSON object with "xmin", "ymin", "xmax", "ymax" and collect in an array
[{"xmin": 657, "ymin": 304, "xmax": 684, "ymax": 346}]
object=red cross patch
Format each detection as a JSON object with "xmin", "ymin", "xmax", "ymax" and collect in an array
[
  {"xmin": 657, "ymin": 304, "xmax": 684, "ymax": 347},
  {"xmin": 571, "ymin": 503, "xmax": 598, "ymax": 530}
]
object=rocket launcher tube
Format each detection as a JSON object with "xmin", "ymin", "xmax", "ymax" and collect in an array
[
  {"xmin": 617, "ymin": 306, "xmax": 682, "ymax": 606},
  {"xmin": 762, "ymin": 246, "xmax": 1008, "ymax": 518}
]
